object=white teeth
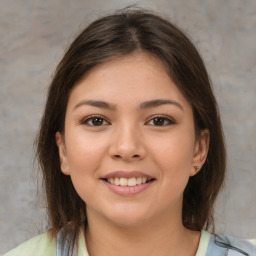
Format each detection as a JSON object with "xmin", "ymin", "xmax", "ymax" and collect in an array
[
  {"xmin": 114, "ymin": 177, "xmax": 120, "ymax": 185},
  {"xmin": 137, "ymin": 177, "xmax": 142, "ymax": 185},
  {"xmin": 107, "ymin": 177, "xmax": 150, "ymax": 186},
  {"xmin": 119, "ymin": 178, "xmax": 128, "ymax": 186},
  {"xmin": 128, "ymin": 177, "xmax": 136, "ymax": 186}
]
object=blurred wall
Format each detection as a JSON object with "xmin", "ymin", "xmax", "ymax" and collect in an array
[{"xmin": 0, "ymin": 0, "xmax": 255, "ymax": 253}]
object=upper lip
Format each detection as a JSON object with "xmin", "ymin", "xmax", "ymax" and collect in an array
[{"xmin": 101, "ymin": 171, "xmax": 154, "ymax": 180}]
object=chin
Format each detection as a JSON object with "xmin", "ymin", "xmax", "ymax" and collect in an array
[
  {"xmin": 110, "ymin": 215, "xmax": 149, "ymax": 227},
  {"xmin": 104, "ymin": 206, "xmax": 153, "ymax": 227}
]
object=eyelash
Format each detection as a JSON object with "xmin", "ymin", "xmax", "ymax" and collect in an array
[
  {"xmin": 146, "ymin": 115, "xmax": 176, "ymax": 126},
  {"xmin": 80, "ymin": 115, "xmax": 176, "ymax": 127},
  {"xmin": 80, "ymin": 115, "xmax": 110, "ymax": 126}
]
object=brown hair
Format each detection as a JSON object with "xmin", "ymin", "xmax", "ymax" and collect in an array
[{"xmin": 36, "ymin": 7, "xmax": 226, "ymax": 244}]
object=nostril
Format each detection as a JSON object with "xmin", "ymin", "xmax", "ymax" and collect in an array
[{"xmin": 112, "ymin": 154, "xmax": 140, "ymax": 160}]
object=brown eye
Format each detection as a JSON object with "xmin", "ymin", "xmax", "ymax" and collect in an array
[
  {"xmin": 91, "ymin": 117, "xmax": 104, "ymax": 126},
  {"xmin": 153, "ymin": 117, "xmax": 165, "ymax": 126},
  {"xmin": 147, "ymin": 116, "xmax": 175, "ymax": 126},
  {"xmin": 81, "ymin": 115, "xmax": 109, "ymax": 126}
]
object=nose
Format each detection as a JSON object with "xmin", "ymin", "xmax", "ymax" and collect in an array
[{"xmin": 108, "ymin": 123, "xmax": 147, "ymax": 161}]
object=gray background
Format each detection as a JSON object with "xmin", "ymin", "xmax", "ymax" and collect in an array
[{"xmin": 0, "ymin": 0, "xmax": 255, "ymax": 254}]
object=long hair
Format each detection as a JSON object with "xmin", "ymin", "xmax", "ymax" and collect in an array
[{"xmin": 36, "ymin": 7, "xmax": 226, "ymax": 245}]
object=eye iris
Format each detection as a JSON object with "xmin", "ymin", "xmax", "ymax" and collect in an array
[
  {"xmin": 92, "ymin": 117, "xmax": 103, "ymax": 126},
  {"xmin": 153, "ymin": 117, "xmax": 165, "ymax": 126}
]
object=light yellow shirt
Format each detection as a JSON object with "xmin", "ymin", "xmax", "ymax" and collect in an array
[{"xmin": 3, "ymin": 229, "xmax": 256, "ymax": 256}]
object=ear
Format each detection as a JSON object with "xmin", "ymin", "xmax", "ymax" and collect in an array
[
  {"xmin": 190, "ymin": 129, "xmax": 210, "ymax": 176},
  {"xmin": 55, "ymin": 131, "xmax": 70, "ymax": 175}
]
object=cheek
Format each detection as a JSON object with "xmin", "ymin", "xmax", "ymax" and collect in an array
[
  {"xmin": 65, "ymin": 131, "xmax": 108, "ymax": 175},
  {"xmin": 65, "ymin": 133, "xmax": 108, "ymax": 203},
  {"xmin": 149, "ymin": 129, "xmax": 195, "ymax": 177}
]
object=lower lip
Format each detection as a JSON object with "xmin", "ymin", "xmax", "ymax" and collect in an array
[{"xmin": 102, "ymin": 180, "xmax": 155, "ymax": 196}]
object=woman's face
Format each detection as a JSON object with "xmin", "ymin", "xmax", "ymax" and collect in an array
[{"xmin": 56, "ymin": 53, "xmax": 209, "ymax": 227}]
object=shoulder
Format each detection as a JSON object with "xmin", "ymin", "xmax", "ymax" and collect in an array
[
  {"xmin": 206, "ymin": 232, "xmax": 256, "ymax": 256},
  {"xmin": 249, "ymin": 238, "xmax": 256, "ymax": 246},
  {"xmin": 3, "ymin": 231, "xmax": 56, "ymax": 256}
]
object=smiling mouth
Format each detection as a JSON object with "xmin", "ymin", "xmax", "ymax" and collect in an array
[{"xmin": 101, "ymin": 177, "xmax": 155, "ymax": 187}]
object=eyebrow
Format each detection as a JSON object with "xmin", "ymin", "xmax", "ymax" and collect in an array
[
  {"xmin": 140, "ymin": 99, "xmax": 184, "ymax": 111},
  {"xmin": 73, "ymin": 100, "xmax": 117, "ymax": 111},
  {"xmin": 73, "ymin": 99, "xmax": 184, "ymax": 111}
]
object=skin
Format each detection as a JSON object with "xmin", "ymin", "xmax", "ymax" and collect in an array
[{"xmin": 56, "ymin": 53, "xmax": 209, "ymax": 256}]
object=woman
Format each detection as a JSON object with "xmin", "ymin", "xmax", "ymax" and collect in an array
[{"xmin": 4, "ymin": 8, "xmax": 256, "ymax": 256}]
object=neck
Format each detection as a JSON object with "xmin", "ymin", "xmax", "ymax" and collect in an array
[{"xmin": 85, "ymin": 209, "xmax": 200, "ymax": 256}]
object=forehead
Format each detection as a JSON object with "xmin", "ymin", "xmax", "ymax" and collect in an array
[{"xmin": 68, "ymin": 53, "xmax": 191, "ymax": 110}]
